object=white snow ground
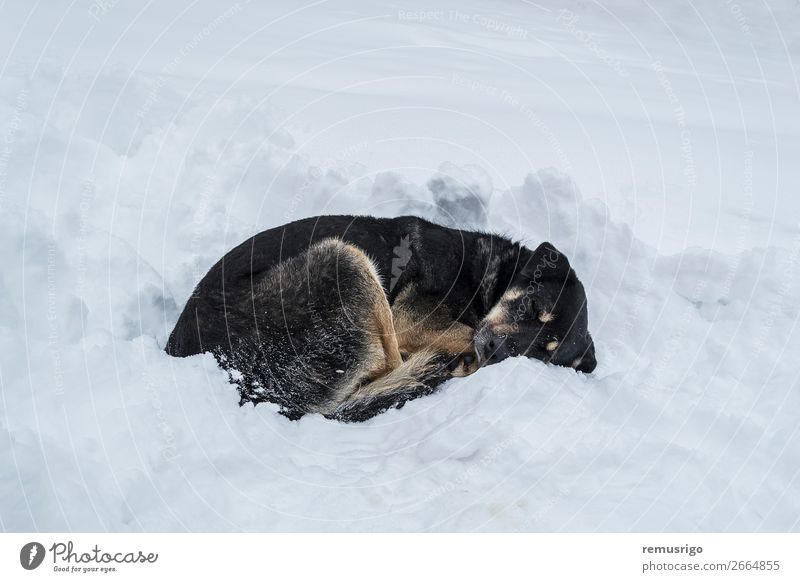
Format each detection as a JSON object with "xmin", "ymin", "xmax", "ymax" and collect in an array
[{"xmin": 1, "ymin": 0, "xmax": 799, "ymax": 531}]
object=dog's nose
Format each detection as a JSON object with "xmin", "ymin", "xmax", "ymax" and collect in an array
[{"xmin": 483, "ymin": 335, "xmax": 510, "ymax": 364}]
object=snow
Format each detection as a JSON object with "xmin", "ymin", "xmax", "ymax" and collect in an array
[{"xmin": 1, "ymin": 0, "xmax": 799, "ymax": 531}]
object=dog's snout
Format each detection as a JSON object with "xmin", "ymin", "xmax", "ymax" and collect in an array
[{"xmin": 482, "ymin": 334, "xmax": 510, "ymax": 364}]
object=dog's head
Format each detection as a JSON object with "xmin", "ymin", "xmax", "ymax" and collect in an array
[{"xmin": 474, "ymin": 242, "xmax": 596, "ymax": 373}]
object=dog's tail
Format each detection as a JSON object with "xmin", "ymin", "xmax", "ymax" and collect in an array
[{"xmin": 330, "ymin": 349, "xmax": 449, "ymax": 422}]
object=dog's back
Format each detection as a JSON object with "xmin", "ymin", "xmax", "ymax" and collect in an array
[{"xmin": 167, "ymin": 215, "xmax": 488, "ymax": 356}]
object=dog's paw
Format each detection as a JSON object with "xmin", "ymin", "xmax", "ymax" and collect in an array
[{"xmin": 445, "ymin": 351, "xmax": 479, "ymax": 377}]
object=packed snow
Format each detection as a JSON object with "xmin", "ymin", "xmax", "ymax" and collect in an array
[{"xmin": 1, "ymin": 0, "xmax": 799, "ymax": 531}]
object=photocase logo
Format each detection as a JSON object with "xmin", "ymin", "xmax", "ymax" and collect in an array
[
  {"xmin": 15, "ymin": 540, "xmax": 158, "ymax": 574},
  {"xmin": 20, "ymin": 542, "xmax": 46, "ymax": 570},
  {"xmin": 390, "ymin": 234, "xmax": 412, "ymax": 291}
]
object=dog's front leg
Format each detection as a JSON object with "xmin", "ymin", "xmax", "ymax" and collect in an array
[{"xmin": 391, "ymin": 284, "xmax": 480, "ymax": 377}]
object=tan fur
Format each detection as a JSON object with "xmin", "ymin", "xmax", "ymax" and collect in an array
[
  {"xmin": 539, "ymin": 311, "xmax": 555, "ymax": 323},
  {"xmin": 488, "ymin": 324, "xmax": 517, "ymax": 336},
  {"xmin": 307, "ymin": 240, "xmax": 477, "ymax": 415},
  {"xmin": 344, "ymin": 349, "xmax": 440, "ymax": 403},
  {"xmin": 310, "ymin": 239, "xmax": 403, "ymax": 378},
  {"xmin": 346, "ymin": 243, "xmax": 403, "ymax": 372},
  {"xmin": 482, "ymin": 300, "xmax": 509, "ymax": 327},
  {"xmin": 502, "ymin": 288, "xmax": 525, "ymax": 301},
  {"xmin": 391, "ymin": 285, "xmax": 478, "ymax": 376},
  {"xmin": 482, "ymin": 287, "xmax": 524, "ymax": 327},
  {"xmin": 546, "ymin": 340, "xmax": 559, "ymax": 352}
]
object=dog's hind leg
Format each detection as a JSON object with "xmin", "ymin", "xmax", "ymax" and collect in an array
[
  {"xmin": 286, "ymin": 239, "xmax": 426, "ymax": 419},
  {"xmin": 233, "ymin": 238, "xmax": 455, "ymax": 422},
  {"xmin": 222, "ymin": 238, "xmax": 407, "ymax": 418},
  {"xmin": 327, "ymin": 284, "xmax": 481, "ymax": 422},
  {"xmin": 318, "ymin": 250, "xmax": 458, "ymax": 422},
  {"xmin": 345, "ymin": 242, "xmax": 403, "ymax": 375}
]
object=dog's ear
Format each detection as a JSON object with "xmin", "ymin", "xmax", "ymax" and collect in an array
[
  {"xmin": 523, "ymin": 241, "xmax": 571, "ymax": 278},
  {"xmin": 533, "ymin": 241, "xmax": 564, "ymax": 260},
  {"xmin": 535, "ymin": 241, "xmax": 556, "ymax": 252}
]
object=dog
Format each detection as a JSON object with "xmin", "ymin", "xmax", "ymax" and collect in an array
[{"xmin": 166, "ymin": 215, "xmax": 596, "ymax": 422}]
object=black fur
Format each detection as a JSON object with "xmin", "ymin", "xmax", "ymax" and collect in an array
[{"xmin": 166, "ymin": 215, "xmax": 596, "ymax": 421}]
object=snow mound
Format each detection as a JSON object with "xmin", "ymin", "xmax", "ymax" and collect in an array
[
  {"xmin": 427, "ymin": 162, "xmax": 492, "ymax": 228},
  {"xmin": 2, "ymin": 56, "xmax": 799, "ymax": 532}
]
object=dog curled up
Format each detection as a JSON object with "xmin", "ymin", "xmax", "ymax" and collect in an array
[{"xmin": 166, "ymin": 215, "xmax": 596, "ymax": 422}]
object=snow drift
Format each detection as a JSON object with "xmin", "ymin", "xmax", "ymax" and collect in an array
[{"xmin": 1, "ymin": 0, "xmax": 799, "ymax": 532}]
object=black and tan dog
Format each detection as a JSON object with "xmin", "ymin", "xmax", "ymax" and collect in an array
[{"xmin": 166, "ymin": 215, "xmax": 596, "ymax": 422}]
